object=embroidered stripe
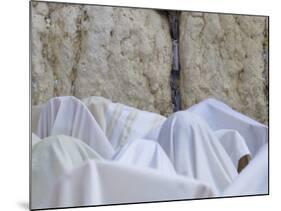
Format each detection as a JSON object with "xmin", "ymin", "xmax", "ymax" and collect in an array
[
  {"xmin": 117, "ymin": 110, "xmax": 138, "ymax": 147},
  {"xmin": 106, "ymin": 103, "xmax": 124, "ymax": 142}
]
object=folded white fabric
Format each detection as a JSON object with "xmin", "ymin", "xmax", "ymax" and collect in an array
[
  {"xmin": 36, "ymin": 96, "xmax": 115, "ymax": 159},
  {"xmin": 222, "ymin": 143, "xmax": 268, "ymax": 196},
  {"xmin": 31, "ymin": 134, "xmax": 214, "ymax": 209},
  {"xmin": 49, "ymin": 159, "xmax": 214, "ymax": 209},
  {"xmin": 31, "ymin": 96, "xmax": 268, "ymax": 209},
  {"xmin": 188, "ymin": 98, "xmax": 268, "ymax": 157},
  {"xmin": 31, "ymin": 135, "xmax": 103, "ymax": 209},
  {"xmin": 156, "ymin": 111, "xmax": 238, "ymax": 194},
  {"xmin": 214, "ymin": 129, "xmax": 251, "ymax": 169},
  {"xmin": 72, "ymin": 96, "xmax": 165, "ymax": 150},
  {"xmin": 113, "ymin": 138, "xmax": 177, "ymax": 175}
]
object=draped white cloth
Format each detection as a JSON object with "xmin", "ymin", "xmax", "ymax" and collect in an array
[
  {"xmin": 36, "ymin": 96, "xmax": 114, "ymax": 159},
  {"xmin": 31, "ymin": 96, "xmax": 268, "ymax": 209},
  {"xmin": 222, "ymin": 143, "xmax": 268, "ymax": 196}
]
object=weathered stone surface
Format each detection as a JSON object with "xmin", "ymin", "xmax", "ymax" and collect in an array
[
  {"xmin": 31, "ymin": 2, "xmax": 82, "ymax": 105},
  {"xmin": 31, "ymin": 2, "xmax": 269, "ymax": 123},
  {"xmin": 31, "ymin": 2, "xmax": 172, "ymax": 115},
  {"xmin": 179, "ymin": 12, "xmax": 268, "ymax": 123}
]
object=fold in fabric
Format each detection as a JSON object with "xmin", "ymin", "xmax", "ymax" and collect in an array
[
  {"xmin": 156, "ymin": 111, "xmax": 238, "ymax": 194},
  {"xmin": 214, "ymin": 129, "xmax": 251, "ymax": 169},
  {"xmin": 188, "ymin": 98, "xmax": 268, "ymax": 157},
  {"xmin": 113, "ymin": 138, "xmax": 177, "ymax": 175},
  {"xmin": 36, "ymin": 96, "xmax": 114, "ymax": 159},
  {"xmin": 31, "ymin": 135, "xmax": 103, "ymax": 209},
  {"xmin": 31, "ymin": 134, "xmax": 214, "ymax": 209},
  {"xmin": 102, "ymin": 99, "xmax": 166, "ymax": 150},
  {"xmin": 50, "ymin": 159, "xmax": 214, "ymax": 209},
  {"xmin": 31, "ymin": 96, "xmax": 268, "ymax": 209},
  {"xmin": 222, "ymin": 143, "xmax": 268, "ymax": 196}
]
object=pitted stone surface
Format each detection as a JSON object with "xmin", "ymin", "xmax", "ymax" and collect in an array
[
  {"xmin": 31, "ymin": 2, "xmax": 268, "ymax": 123},
  {"xmin": 179, "ymin": 12, "xmax": 268, "ymax": 123},
  {"xmin": 31, "ymin": 2, "xmax": 172, "ymax": 115}
]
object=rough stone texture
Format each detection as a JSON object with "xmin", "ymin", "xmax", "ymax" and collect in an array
[
  {"xmin": 31, "ymin": 2, "xmax": 82, "ymax": 105},
  {"xmin": 179, "ymin": 12, "xmax": 268, "ymax": 123},
  {"xmin": 31, "ymin": 2, "xmax": 172, "ymax": 116},
  {"xmin": 31, "ymin": 2, "xmax": 269, "ymax": 123}
]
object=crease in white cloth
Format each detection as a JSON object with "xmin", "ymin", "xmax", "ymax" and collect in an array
[{"xmin": 31, "ymin": 96, "xmax": 268, "ymax": 210}]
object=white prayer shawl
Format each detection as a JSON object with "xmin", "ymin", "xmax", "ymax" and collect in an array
[
  {"xmin": 186, "ymin": 98, "xmax": 268, "ymax": 195},
  {"xmin": 50, "ymin": 159, "xmax": 214, "ymax": 209},
  {"xmin": 214, "ymin": 129, "xmax": 251, "ymax": 169},
  {"xmin": 86, "ymin": 96, "xmax": 167, "ymax": 147},
  {"xmin": 156, "ymin": 111, "xmax": 238, "ymax": 194},
  {"xmin": 31, "ymin": 96, "xmax": 268, "ymax": 209},
  {"xmin": 36, "ymin": 96, "xmax": 114, "ymax": 159},
  {"xmin": 31, "ymin": 134, "xmax": 214, "ymax": 209},
  {"xmin": 222, "ymin": 143, "xmax": 268, "ymax": 196},
  {"xmin": 113, "ymin": 138, "xmax": 177, "ymax": 175},
  {"xmin": 31, "ymin": 135, "xmax": 103, "ymax": 209},
  {"xmin": 187, "ymin": 98, "xmax": 268, "ymax": 157}
]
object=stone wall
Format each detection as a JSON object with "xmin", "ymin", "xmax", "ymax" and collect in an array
[
  {"xmin": 179, "ymin": 12, "xmax": 268, "ymax": 123},
  {"xmin": 31, "ymin": 2, "xmax": 268, "ymax": 123},
  {"xmin": 31, "ymin": 2, "xmax": 172, "ymax": 116}
]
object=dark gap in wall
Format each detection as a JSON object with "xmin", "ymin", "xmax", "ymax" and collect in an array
[
  {"xmin": 262, "ymin": 17, "xmax": 269, "ymax": 124},
  {"xmin": 168, "ymin": 11, "xmax": 181, "ymax": 112}
]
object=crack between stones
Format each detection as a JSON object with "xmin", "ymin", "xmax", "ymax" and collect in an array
[
  {"xmin": 41, "ymin": 4, "xmax": 60, "ymax": 98},
  {"xmin": 262, "ymin": 17, "xmax": 269, "ymax": 124},
  {"xmin": 168, "ymin": 11, "xmax": 181, "ymax": 112},
  {"xmin": 70, "ymin": 6, "xmax": 84, "ymax": 96}
]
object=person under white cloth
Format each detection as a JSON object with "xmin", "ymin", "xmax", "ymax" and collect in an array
[{"xmin": 31, "ymin": 96, "xmax": 268, "ymax": 209}]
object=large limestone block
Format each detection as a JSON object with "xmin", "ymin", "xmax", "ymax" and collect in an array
[
  {"xmin": 31, "ymin": 2, "xmax": 83, "ymax": 105},
  {"xmin": 31, "ymin": 2, "xmax": 172, "ymax": 115},
  {"xmin": 75, "ymin": 6, "xmax": 172, "ymax": 115},
  {"xmin": 31, "ymin": 2, "xmax": 53, "ymax": 105},
  {"xmin": 179, "ymin": 12, "xmax": 268, "ymax": 123}
]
